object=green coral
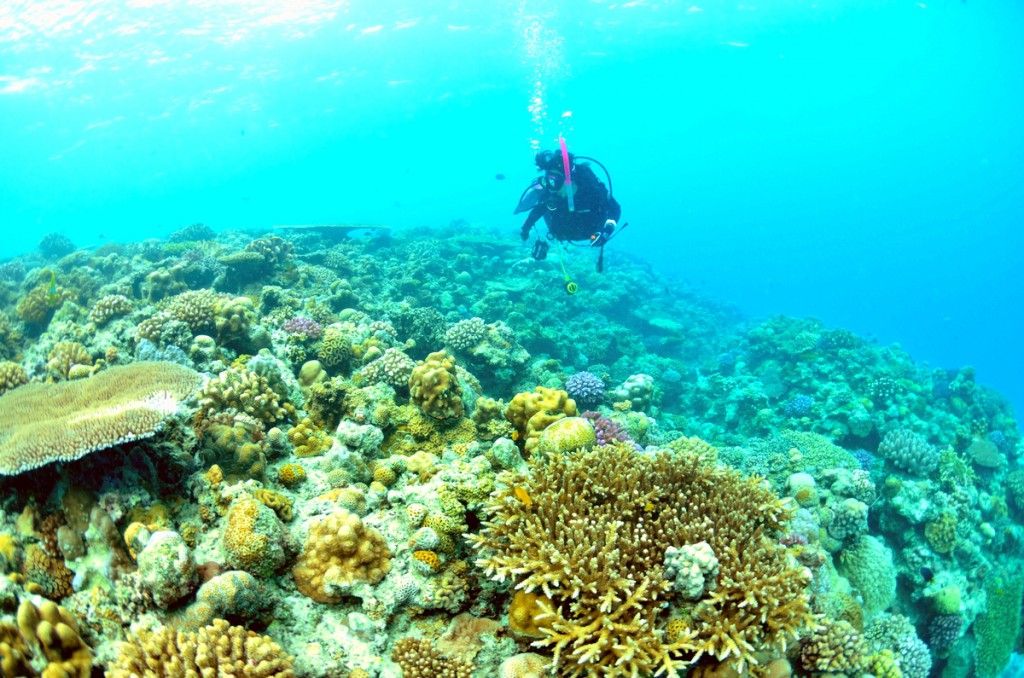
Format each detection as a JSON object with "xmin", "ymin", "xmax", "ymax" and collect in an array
[{"xmin": 975, "ymin": 573, "xmax": 1024, "ymax": 678}]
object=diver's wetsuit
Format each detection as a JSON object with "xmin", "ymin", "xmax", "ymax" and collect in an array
[{"xmin": 519, "ymin": 164, "xmax": 621, "ymax": 242}]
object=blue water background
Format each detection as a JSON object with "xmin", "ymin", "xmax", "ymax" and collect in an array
[{"xmin": 1, "ymin": 0, "xmax": 1022, "ymax": 412}]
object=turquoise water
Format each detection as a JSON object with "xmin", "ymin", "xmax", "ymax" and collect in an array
[{"xmin": 1, "ymin": 0, "xmax": 1022, "ymax": 412}]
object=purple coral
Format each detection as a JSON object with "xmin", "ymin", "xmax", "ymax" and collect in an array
[
  {"xmin": 283, "ymin": 317, "xmax": 323, "ymax": 340},
  {"xmin": 566, "ymin": 371, "xmax": 605, "ymax": 410},
  {"xmin": 582, "ymin": 411, "xmax": 641, "ymax": 452}
]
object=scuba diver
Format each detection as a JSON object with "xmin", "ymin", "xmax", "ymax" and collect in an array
[{"xmin": 514, "ymin": 147, "xmax": 622, "ymax": 270}]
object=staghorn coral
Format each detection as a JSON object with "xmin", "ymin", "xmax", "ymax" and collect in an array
[
  {"xmin": 409, "ymin": 350, "xmax": 464, "ymax": 421},
  {"xmin": 0, "ymin": 361, "xmax": 202, "ymax": 476},
  {"xmin": 390, "ymin": 637, "xmax": 473, "ymax": 678},
  {"xmin": 109, "ymin": 618, "xmax": 294, "ymax": 677},
  {"xmin": 292, "ymin": 509, "xmax": 391, "ymax": 603},
  {"xmin": 469, "ymin": 442, "xmax": 814, "ymax": 676}
]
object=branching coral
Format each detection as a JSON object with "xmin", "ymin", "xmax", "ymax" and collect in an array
[
  {"xmin": 0, "ymin": 361, "xmax": 202, "ymax": 476},
  {"xmin": 390, "ymin": 637, "xmax": 473, "ymax": 678},
  {"xmin": 109, "ymin": 619, "xmax": 294, "ymax": 677},
  {"xmin": 0, "ymin": 598, "xmax": 92, "ymax": 677},
  {"xmin": 469, "ymin": 442, "xmax": 814, "ymax": 676}
]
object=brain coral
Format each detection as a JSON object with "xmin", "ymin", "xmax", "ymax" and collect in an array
[
  {"xmin": 292, "ymin": 509, "xmax": 392, "ymax": 603},
  {"xmin": 469, "ymin": 442, "xmax": 814, "ymax": 676},
  {"xmin": 0, "ymin": 361, "xmax": 202, "ymax": 476}
]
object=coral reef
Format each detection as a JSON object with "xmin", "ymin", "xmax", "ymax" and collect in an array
[{"xmin": 0, "ymin": 224, "xmax": 1018, "ymax": 677}]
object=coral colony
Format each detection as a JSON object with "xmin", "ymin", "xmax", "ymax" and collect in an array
[{"xmin": 0, "ymin": 223, "xmax": 1020, "ymax": 677}]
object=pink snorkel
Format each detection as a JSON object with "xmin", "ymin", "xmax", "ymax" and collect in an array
[{"xmin": 559, "ymin": 136, "xmax": 575, "ymax": 212}]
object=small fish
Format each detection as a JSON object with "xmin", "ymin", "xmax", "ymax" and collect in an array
[
  {"xmin": 495, "ymin": 173, "xmax": 506, "ymax": 181},
  {"xmin": 644, "ymin": 502, "xmax": 655, "ymax": 512},
  {"xmin": 46, "ymin": 270, "xmax": 59, "ymax": 307},
  {"xmin": 513, "ymin": 486, "xmax": 532, "ymax": 507},
  {"xmin": 920, "ymin": 566, "xmax": 934, "ymax": 582}
]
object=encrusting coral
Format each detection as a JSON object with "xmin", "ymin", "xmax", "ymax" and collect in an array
[
  {"xmin": 469, "ymin": 440, "xmax": 815, "ymax": 676},
  {"xmin": 0, "ymin": 361, "xmax": 203, "ymax": 476},
  {"xmin": 108, "ymin": 618, "xmax": 294, "ymax": 677}
]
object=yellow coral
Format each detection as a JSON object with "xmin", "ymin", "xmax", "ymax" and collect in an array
[
  {"xmin": 925, "ymin": 512, "xmax": 958, "ymax": 554},
  {"xmin": 1, "ymin": 598, "xmax": 92, "ymax": 676},
  {"xmin": 277, "ymin": 463, "xmax": 307, "ymax": 488},
  {"xmin": 508, "ymin": 590, "xmax": 552, "ymax": 638},
  {"xmin": 0, "ymin": 362, "xmax": 202, "ymax": 476},
  {"xmin": 255, "ymin": 488, "xmax": 294, "ymax": 522},
  {"xmin": 288, "ymin": 418, "xmax": 332, "ymax": 457},
  {"xmin": 409, "ymin": 351, "xmax": 464, "ymax": 421},
  {"xmin": 412, "ymin": 550, "xmax": 442, "ymax": 573},
  {"xmin": 292, "ymin": 509, "xmax": 391, "ymax": 603},
  {"xmin": 109, "ymin": 619, "xmax": 294, "ymax": 677},
  {"xmin": 21, "ymin": 544, "xmax": 74, "ymax": 600},
  {"xmin": 505, "ymin": 387, "xmax": 577, "ymax": 455}
]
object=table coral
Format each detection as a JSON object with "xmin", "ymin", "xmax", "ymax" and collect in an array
[
  {"xmin": 469, "ymin": 441, "xmax": 814, "ymax": 676},
  {"xmin": 0, "ymin": 361, "xmax": 202, "ymax": 476},
  {"xmin": 292, "ymin": 509, "xmax": 391, "ymax": 603}
]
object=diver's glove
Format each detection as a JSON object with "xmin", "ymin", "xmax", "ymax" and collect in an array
[
  {"xmin": 520, "ymin": 225, "xmax": 531, "ymax": 241},
  {"xmin": 590, "ymin": 220, "xmax": 616, "ymax": 247}
]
